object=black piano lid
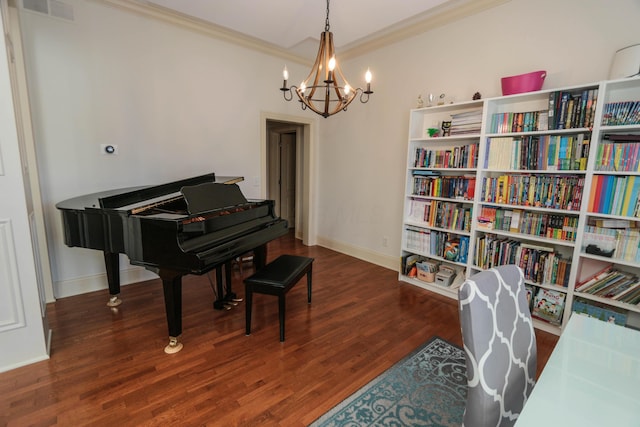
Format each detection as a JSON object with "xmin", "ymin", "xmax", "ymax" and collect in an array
[
  {"xmin": 99, "ymin": 172, "xmax": 218, "ymax": 209},
  {"xmin": 54, "ymin": 174, "xmax": 244, "ymax": 211}
]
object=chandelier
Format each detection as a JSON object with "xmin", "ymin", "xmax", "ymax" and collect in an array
[{"xmin": 280, "ymin": 0, "xmax": 373, "ymax": 118}]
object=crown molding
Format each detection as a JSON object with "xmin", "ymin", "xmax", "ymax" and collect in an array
[
  {"xmin": 90, "ymin": 0, "xmax": 510, "ymax": 64},
  {"xmin": 339, "ymin": 0, "xmax": 511, "ymax": 61},
  {"xmin": 89, "ymin": 0, "xmax": 313, "ymax": 66}
]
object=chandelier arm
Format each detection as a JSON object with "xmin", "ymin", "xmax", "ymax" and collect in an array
[
  {"xmin": 281, "ymin": 86, "xmax": 294, "ymax": 102},
  {"xmin": 359, "ymin": 89, "xmax": 371, "ymax": 104}
]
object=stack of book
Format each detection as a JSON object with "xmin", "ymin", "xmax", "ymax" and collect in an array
[
  {"xmin": 449, "ymin": 109, "xmax": 483, "ymax": 135},
  {"xmin": 575, "ymin": 265, "xmax": 640, "ymax": 304}
]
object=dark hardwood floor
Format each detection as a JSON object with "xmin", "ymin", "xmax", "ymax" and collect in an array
[{"xmin": 0, "ymin": 232, "xmax": 558, "ymax": 426}]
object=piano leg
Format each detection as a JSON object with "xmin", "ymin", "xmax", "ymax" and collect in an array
[
  {"xmin": 159, "ymin": 269, "xmax": 183, "ymax": 354},
  {"xmin": 213, "ymin": 266, "xmax": 229, "ymax": 310},
  {"xmin": 224, "ymin": 261, "xmax": 243, "ymax": 304},
  {"xmin": 104, "ymin": 252, "xmax": 122, "ymax": 307},
  {"xmin": 253, "ymin": 244, "xmax": 267, "ymax": 270}
]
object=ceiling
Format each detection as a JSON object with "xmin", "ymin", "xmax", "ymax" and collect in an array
[{"xmin": 136, "ymin": 0, "xmax": 505, "ymax": 63}]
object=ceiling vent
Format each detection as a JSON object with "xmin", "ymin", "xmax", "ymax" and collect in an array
[{"xmin": 22, "ymin": 0, "xmax": 74, "ymax": 22}]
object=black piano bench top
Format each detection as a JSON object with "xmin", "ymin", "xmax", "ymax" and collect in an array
[{"xmin": 244, "ymin": 255, "xmax": 314, "ymax": 290}]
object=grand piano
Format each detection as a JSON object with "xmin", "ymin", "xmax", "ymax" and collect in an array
[{"xmin": 56, "ymin": 172, "xmax": 288, "ymax": 353}]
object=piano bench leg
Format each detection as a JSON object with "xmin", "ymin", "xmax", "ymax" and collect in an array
[
  {"xmin": 107, "ymin": 294, "xmax": 122, "ymax": 307},
  {"xmin": 164, "ymin": 336, "xmax": 183, "ymax": 354}
]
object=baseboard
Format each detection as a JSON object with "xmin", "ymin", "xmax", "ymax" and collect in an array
[
  {"xmin": 54, "ymin": 240, "xmax": 397, "ymax": 298},
  {"xmin": 316, "ymin": 235, "xmax": 399, "ymax": 272},
  {"xmin": 54, "ymin": 266, "xmax": 157, "ymax": 299},
  {"xmin": 0, "ymin": 354, "xmax": 49, "ymax": 374}
]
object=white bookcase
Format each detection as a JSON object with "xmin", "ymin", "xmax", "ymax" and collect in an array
[
  {"xmin": 399, "ymin": 76, "xmax": 640, "ymax": 335},
  {"xmin": 400, "ymin": 99, "xmax": 485, "ymax": 299}
]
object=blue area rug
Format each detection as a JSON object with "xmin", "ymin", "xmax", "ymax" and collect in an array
[{"xmin": 310, "ymin": 337, "xmax": 467, "ymax": 427}]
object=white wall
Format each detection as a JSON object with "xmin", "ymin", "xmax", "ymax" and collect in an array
[
  {"xmin": 315, "ymin": 0, "xmax": 640, "ymax": 268},
  {"xmin": 19, "ymin": 0, "xmax": 311, "ymax": 297},
  {"xmin": 19, "ymin": 0, "xmax": 640, "ymax": 297}
]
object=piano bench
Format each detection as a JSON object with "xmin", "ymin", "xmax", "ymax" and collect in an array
[{"xmin": 244, "ymin": 255, "xmax": 314, "ymax": 342}]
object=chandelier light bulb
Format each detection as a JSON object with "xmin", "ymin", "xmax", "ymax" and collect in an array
[
  {"xmin": 365, "ymin": 68, "xmax": 372, "ymax": 83},
  {"xmin": 328, "ymin": 57, "xmax": 336, "ymax": 72},
  {"xmin": 344, "ymin": 84, "xmax": 351, "ymax": 95},
  {"xmin": 283, "ymin": 66, "xmax": 289, "ymax": 81}
]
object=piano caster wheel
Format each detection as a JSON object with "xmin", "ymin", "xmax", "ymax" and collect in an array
[
  {"xmin": 107, "ymin": 295, "xmax": 122, "ymax": 307},
  {"xmin": 164, "ymin": 337, "xmax": 183, "ymax": 354}
]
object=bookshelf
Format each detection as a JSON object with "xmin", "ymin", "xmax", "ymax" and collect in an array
[
  {"xmin": 400, "ymin": 100, "xmax": 484, "ymax": 299},
  {"xmin": 399, "ymin": 76, "xmax": 640, "ymax": 335},
  {"xmin": 574, "ymin": 77, "xmax": 640, "ymax": 330}
]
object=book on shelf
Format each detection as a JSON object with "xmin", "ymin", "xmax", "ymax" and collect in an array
[
  {"xmin": 548, "ymin": 89, "xmax": 598, "ymax": 130},
  {"xmin": 412, "ymin": 175, "xmax": 476, "ymax": 200},
  {"xmin": 614, "ymin": 281, "xmax": 640, "ymax": 305},
  {"xmin": 485, "ymin": 133, "xmax": 590, "ymax": 171},
  {"xmin": 401, "ymin": 253, "xmax": 421, "ymax": 276},
  {"xmin": 601, "ymin": 101, "xmax": 640, "ymax": 126},
  {"xmin": 596, "ymin": 134, "xmax": 640, "ymax": 172},
  {"xmin": 583, "ymin": 218, "xmax": 640, "ymax": 262},
  {"xmin": 580, "ymin": 270, "xmax": 636, "ymax": 296},
  {"xmin": 449, "ymin": 109, "xmax": 483, "ymax": 135},
  {"xmin": 572, "ymin": 298, "xmax": 627, "ymax": 326},
  {"xmin": 575, "ymin": 263, "xmax": 614, "ymax": 291},
  {"xmin": 481, "ymin": 174, "xmax": 584, "ymax": 210},
  {"xmin": 531, "ymin": 287, "xmax": 566, "ymax": 325},
  {"xmin": 477, "ymin": 206, "xmax": 578, "ymax": 242},
  {"xmin": 524, "ymin": 284, "xmax": 536, "ymax": 312},
  {"xmin": 588, "ymin": 174, "xmax": 640, "ymax": 217},
  {"xmin": 473, "ymin": 235, "xmax": 570, "ymax": 286},
  {"xmin": 489, "ymin": 110, "xmax": 549, "ymax": 133},
  {"xmin": 458, "ymin": 236, "xmax": 470, "ymax": 264},
  {"xmin": 414, "ymin": 144, "xmax": 478, "ymax": 169}
]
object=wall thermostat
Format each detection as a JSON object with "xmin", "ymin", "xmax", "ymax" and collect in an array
[{"xmin": 100, "ymin": 144, "xmax": 118, "ymax": 155}]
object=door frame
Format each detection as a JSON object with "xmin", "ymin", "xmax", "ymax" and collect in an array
[{"xmin": 260, "ymin": 112, "xmax": 317, "ymax": 246}]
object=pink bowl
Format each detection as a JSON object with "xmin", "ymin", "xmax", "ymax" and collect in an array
[{"xmin": 501, "ymin": 70, "xmax": 546, "ymax": 95}]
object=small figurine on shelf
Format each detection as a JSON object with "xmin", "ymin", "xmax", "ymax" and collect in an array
[
  {"xmin": 417, "ymin": 94, "xmax": 424, "ymax": 108},
  {"xmin": 441, "ymin": 121, "xmax": 451, "ymax": 137},
  {"xmin": 473, "ymin": 91, "xmax": 482, "ymax": 100},
  {"xmin": 438, "ymin": 93, "xmax": 446, "ymax": 105},
  {"xmin": 427, "ymin": 128, "xmax": 439, "ymax": 137},
  {"xmin": 428, "ymin": 93, "xmax": 434, "ymax": 107}
]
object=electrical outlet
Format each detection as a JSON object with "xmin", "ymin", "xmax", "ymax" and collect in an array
[{"xmin": 100, "ymin": 144, "xmax": 118, "ymax": 155}]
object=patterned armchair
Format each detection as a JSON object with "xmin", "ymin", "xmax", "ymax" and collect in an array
[{"xmin": 458, "ymin": 265, "xmax": 537, "ymax": 427}]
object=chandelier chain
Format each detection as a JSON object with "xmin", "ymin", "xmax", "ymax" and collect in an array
[{"xmin": 325, "ymin": 0, "xmax": 330, "ymax": 32}]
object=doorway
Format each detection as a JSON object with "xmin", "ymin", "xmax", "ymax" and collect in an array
[
  {"xmin": 262, "ymin": 114, "xmax": 315, "ymax": 246},
  {"xmin": 266, "ymin": 122, "xmax": 301, "ymax": 228}
]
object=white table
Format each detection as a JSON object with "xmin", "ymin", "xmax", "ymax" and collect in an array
[{"xmin": 516, "ymin": 314, "xmax": 640, "ymax": 426}]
